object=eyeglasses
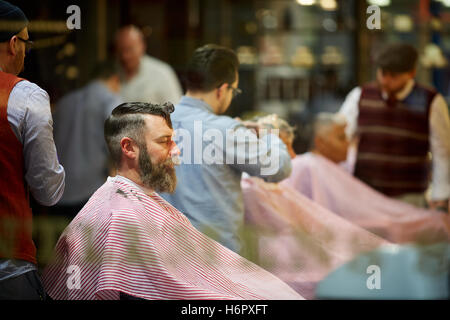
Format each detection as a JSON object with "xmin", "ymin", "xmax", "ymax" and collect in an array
[
  {"xmin": 229, "ymin": 86, "xmax": 242, "ymax": 99},
  {"xmin": 16, "ymin": 36, "xmax": 34, "ymax": 53}
]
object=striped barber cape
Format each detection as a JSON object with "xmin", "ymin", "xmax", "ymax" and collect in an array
[{"xmin": 42, "ymin": 175, "xmax": 303, "ymax": 300}]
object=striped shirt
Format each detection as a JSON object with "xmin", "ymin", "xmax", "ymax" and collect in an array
[{"xmin": 42, "ymin": 175, "xmax": 302, "ymax": 300}]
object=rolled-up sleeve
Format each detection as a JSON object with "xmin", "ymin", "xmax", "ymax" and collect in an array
[
  {"xmin": 227, "ymin": 125, "xmax": 292, "ymax": 182},
  {"xmin": 19, "ymin": 84, "xmax": 65, "ymax": 206},
  {"xmin": 429, "ymin": 94, "xmax": 450, "ymax": 201},
  {"xmin": 338, "ymin": 86, "xmax": 361, "ymax": 139}
]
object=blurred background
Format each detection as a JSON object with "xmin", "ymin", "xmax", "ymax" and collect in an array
[{"xmin": 11, "ymin": 0, "xmax": 450, "ymax": 153}]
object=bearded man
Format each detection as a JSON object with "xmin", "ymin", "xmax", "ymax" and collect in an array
[{"xmin": 42, "ymin": 102, "xmax": 303, "ymax": 300}]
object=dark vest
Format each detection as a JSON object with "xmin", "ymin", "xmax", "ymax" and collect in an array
[
  {"xmin": 354, "ymin": 82, "xmax": 437, "ymax": 197},
  {"xmin": 0, "ymin": 71, "xmax": 36, "ymax": 264}
]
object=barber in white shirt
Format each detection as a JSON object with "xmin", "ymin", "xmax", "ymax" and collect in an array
[
  {"xmin": 339, "ymin": 43, "xmax": 449, "ymax": 213},
  {"xmin": 0, "ymin": 0, "xmax": 64, "ymax": 300}
]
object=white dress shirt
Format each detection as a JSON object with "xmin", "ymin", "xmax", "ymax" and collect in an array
[
  {"xmin": 1, "ymin": 78, "xmax": 65, "ymax": 281},
  {"xmin": 7, "ymin": 80, "xmax": 65, "ymax": 206},
  {"xmin": 120, "ymin": 55, "xmax": 183, "ymax": 105},
  {"xmin": 339, "ymin": 80, "xmax": 450, "ymax": 201}
]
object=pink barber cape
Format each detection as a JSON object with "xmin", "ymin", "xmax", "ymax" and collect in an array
[
  {"xmin": 241, "ymin": 175, "xmax": 388, "ymax": 299},
  {"xmin": 42, "ymin": 176, "xmax": 303, "ymax": 300},
  {"xmin": 281, "ymin": 153, "xmax": 450, "ymax": 243}
]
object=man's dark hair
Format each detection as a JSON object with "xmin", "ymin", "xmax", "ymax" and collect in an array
[
  {"xmin": 90, "ymin": 60, "xmax": 119, "ymax": 80},
  {"xmin": 185, "ymin": 44, "xmax": 239, "ymax": 92},
  {"xmin": 375, "ymin": 43, "xmax": 418, "ymax": 74},
  {"xmin": 104, "ymin": 102, "xmax": 174, "ymax": 166}
]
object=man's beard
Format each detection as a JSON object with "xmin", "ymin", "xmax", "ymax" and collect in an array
[{"xmin": 138, "ymin": 143, "xmax": 177, "ymax": 193}]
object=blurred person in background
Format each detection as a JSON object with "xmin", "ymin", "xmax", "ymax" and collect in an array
[
  {"xmin": 51, "ymin": 60, "xmax": 122, "ymax": 219},
  {"xmin": 115, "ymin": 25, "xmax": 182, "ymax": 105},
  {"xmin": 339, "ymin": 43, "xmax": 450, "ymax": 212}
]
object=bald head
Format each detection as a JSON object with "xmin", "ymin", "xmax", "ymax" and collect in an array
[
  {"xmin": 115, "ymin": 25, "xmax": 146, "ymax": 78},
  {"xmin": 312, "ymin": 113, "xmax": 349, "ymax": 163}
]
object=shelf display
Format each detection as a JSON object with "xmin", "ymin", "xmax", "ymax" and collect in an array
[{"xmin": 251, "ymin": 0, "xmax": 355, "ymax": 118}]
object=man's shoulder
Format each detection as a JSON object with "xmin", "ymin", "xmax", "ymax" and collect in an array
[
  {"xmin": 413, "ymin": 82, "xmax": 438, "ymax": 95},
  {"xmin": 173, "ymin": 105, "xmax": 238, "ymax": 131},
  {"xmin": 292, "ymin": 153, "xmax": 319, "ymax": 170},
  {"xmin": 8, "ymin": 79, "xmax": 49, "ymax": 112},
  {"xmin": 141, "ymin": 55, "xmax": 176, "ymax": 74},
  {"xmin": 84, "ymin": 179, "xmax": 145, "ymax": 217},
  {"xmin": 203, "ymin": 113, "xmax": 238, "ymax": 130},
  {"xmin": 360, "ymin": 82, "xmax": 379, "ymax": 91},
  {"xmin": 13, "ymin": 79, "xmax": 47, "ymax": 96},
  {"xmin": 86, "ymin": 81, "xmax": 121, "ymax": 106},
  {"xmin": 56, "ymin": 84, "xmax": 86, "ymax": 102},
  {"xmin": 58, "ymin": 81, "xmax": 118, "ymax": 107}
]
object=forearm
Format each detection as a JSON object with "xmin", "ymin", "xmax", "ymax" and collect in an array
[
  {"xmin": 22, "ymin": 88, "xmax": 65, "ymax": 206},
  {"xmin": 228, "ymin": 128, "xmax": 292, "ymax": 181},
  {"xmin": 429, "ymin": 94, "xmax": 450, "ymax": 202}
]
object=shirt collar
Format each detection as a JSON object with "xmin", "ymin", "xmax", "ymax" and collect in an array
[
  {"xmin": 179, "ymin": 95, "xmax": 214, "ymax": 113},
  {"xmin": 381, "ymin": 79, "xmax": 415, "ymax": 100},
  {"xmin": 110, "ymin": 175, "xmax": 155, "ymax": 196}
]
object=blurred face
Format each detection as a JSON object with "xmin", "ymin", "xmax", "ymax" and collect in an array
[
  {"xmin": 115, "ymin": 28, "xmax": 145, "ymax": 75},
  {"xmin": 376, "ymin": 68, "xmax": 415, "ymax": 96},
  {"xmin": 137, "ymin": 115, "xmax": 180, "ymax": 193},
  {"xmin": 315, "ymin": 123, "xmax": 349, "ymax": 163}
]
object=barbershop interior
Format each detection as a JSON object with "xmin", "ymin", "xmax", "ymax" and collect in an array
[
  {"xmin": 1, "ymin": 0, "xmax": 449, "ymax": 300},
  {"xmin": 16, "ymin": 0, "xmax": 450, "ymax": 149}
]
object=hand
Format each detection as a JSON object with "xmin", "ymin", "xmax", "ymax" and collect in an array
[{"xmin": 241, "ymin": 120, "xmax": 262, "ymax": 137}]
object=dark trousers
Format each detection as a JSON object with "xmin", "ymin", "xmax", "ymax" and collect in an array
[{"xmin": 0, "ymin": 270, "xmax": 46, "ymax": 300}]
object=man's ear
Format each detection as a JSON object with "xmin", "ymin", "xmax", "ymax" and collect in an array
[
  {"xmin": 216, "ymin": 83, "xmax": 228, "ymax": 99},
  {"xmin": 120, "ymin": 137, "xmax": 138, "ymax": 160},
  {"xmin": 8, "ymin": 36, "xmax": 18, "ymax": 56}
]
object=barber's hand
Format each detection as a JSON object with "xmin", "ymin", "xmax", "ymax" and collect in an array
[
  {"xmin": 429, "ymin": 199, "xmax": 449, "ymax": 214},
  {"xmin": 241, "ymin": 120, "xmax": 262, "ymax": 137}
]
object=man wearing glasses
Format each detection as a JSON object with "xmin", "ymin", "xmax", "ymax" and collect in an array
[
  {"xmin": 0, "ymin": 1, "xmax": 65, "ymax": 299},
  {"xmin": 161, "ymin": 44, "xmax": 292, "ymax": 254}
]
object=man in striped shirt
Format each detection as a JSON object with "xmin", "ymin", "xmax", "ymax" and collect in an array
[{"xmin": 42, "ymin": 102, "xmax": 302, "ymax": 300}]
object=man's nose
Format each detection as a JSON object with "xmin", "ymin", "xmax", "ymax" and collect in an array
[{"xmin": 170, "ymin": 142, "xmax": 181, "ymax": 158}]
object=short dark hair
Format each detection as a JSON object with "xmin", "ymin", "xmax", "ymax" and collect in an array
[
  {"xmin": 185, "ymin": 44, "xmax": 239, "ymax": 92},
  {"xmin": 90, "ymin": 60, "xmax": 119, "ymax": 80},
  {"xmin": 104, "ymin": 102, "xmax": 174, "ymax": 166},
  {"xmin": 375, "ymin": 43, "xmax": 418, "ymax": 73}
]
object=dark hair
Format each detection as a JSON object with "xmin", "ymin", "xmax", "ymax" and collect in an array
[
  {"xmin": 90, "ymin": 60, "xmax": 119, "ymax": 80},
  {"xmin": 104, "ymin": 102, "xmax": 174, "ymax": 166},
  {"xmin": 375, "ymin": 43, "xmax": 418, "ymax": 73},
  {"xmin": 185, "ymin": 44, "xmax": 239, "ymax": 92}
]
